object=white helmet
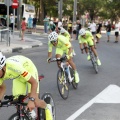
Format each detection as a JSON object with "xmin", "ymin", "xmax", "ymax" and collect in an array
[
  {"xmin": 59, "ymin": 27, "xmax": 66, "ymax": 34},
  {"xmin": 50, "ymin": 21, "xmax": 53, "ymax": 25},
  {"xmin": 0, "ymin": 52, "xmax": 6, "ymax": 70},
  {"xmin": 79, "ymin": 28, "xmax": 86, "ymax": 36},
  {"xmin": 48, "ymin": 31, "xmax": 58, "ymax": 42}
]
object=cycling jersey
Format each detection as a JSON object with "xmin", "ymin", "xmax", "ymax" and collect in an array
[
  {"xmin": 0, "ymin": 55, "xmax": 39, "ymax": 96},
  {"xmin": 60, "ymin": 31, "xmax": 70, "ymax": 41},
  {"xmin": 48, "ymin": 35, "xmax": 72, "ymax": 56},
  {"xmin": 78, "ymin": 31, "xmax": 94, "ymax": 46}
]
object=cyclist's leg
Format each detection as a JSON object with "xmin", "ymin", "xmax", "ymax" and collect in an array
[
  {"xmin": 65, "ymin": 50, "xmax": 80, "ymax": 83},
  {"xmin": 26, "ymin": 64, "xmax": 53, "ymax": 120},
  {"xmin": 83, "ymin": 41, "xmax": 90, "ymax": 60},
  {"xmin": 55, "ymin": 48, "xmax": 63, "ymax": 68},
  {"xmin": 88, "ymin": 40, "xmax": 101, "ymax": 66}
]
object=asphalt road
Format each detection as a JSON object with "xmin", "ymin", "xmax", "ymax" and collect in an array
[{"xmin": 1, "ymin": 33, "xmax": 120, "ymax": 120}]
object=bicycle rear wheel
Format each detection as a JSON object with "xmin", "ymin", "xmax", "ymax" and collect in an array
[
  {"xmin": 38, "ymin": 93, "xmax": 56, "ymax": 120},
  {"xmin": 57, "ymin": 69, "xmax": 69, "ymax": 100}
]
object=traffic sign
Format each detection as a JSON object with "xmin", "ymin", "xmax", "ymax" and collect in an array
[
  {"xmin": 12, "ymin": 0, "xmax": 19, "ymax": 9},
  {"xmin": 4, "ymin": 0, "xmax": 12, "ymax": 6}
]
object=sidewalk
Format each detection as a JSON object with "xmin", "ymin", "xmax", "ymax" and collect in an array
[{"xmin": 0, "ymin": 28, "xmax": 45, "ymax": 53}]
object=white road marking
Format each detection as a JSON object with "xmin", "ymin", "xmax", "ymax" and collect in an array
[{"xmin": 66, "ymin": 84, "xmax": 120, "ymax": 120}]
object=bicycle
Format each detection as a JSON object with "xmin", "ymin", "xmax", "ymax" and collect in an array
[
  {"xmin": 50, "ymin": 56, "xmax": 78, "ymax": 100},
  {"xmin": 82, "ymin": 46, "xmax": 98, "ymax": 74},
  {"xmin": 0, "ymin": 75, "xmax": 56, "ymax": 120}
]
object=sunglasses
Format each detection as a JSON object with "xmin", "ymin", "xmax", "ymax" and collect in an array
[{"xmin": 51, "ymin": 41, "xmax": 56, "ymax": 44}]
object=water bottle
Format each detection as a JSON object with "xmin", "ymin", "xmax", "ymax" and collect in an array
[{"xmin": 29, "ymin": 110, "xmax": 36, "ymax": 119}]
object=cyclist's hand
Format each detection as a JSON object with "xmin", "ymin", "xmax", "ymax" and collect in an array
[
  {"xmin": 47, "ymin": 58, "xmax": 51, "ymax": 63},
  {"xmin": 66, "ymin": 55, "xmax": 70, "ymax": 59},
  {"xmin": 26, "ymin": 101, "xmax": 35, "ymax": 112}
]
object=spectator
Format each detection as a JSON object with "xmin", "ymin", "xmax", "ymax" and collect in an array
[
  {"xmin": 114, "ymin": 20, "xmax": 120, "ymax": 43},
  {"xmin": 72, "ymin": 21, "xmax": 77, "ymax": 39},
  {"xmin": 96, "ymin": 21, "xmax": 102, "ymax": 43},
  {"xmin": 27, "ymin": 14, "xmax": 33, "ymax": 33},
  {"xmin": 106, "ymin": 20, "xmax": 111, "ymax": 42},
  {"xmin": 21, "ymin": 17, "xmax": 26, "ymax": 41},
  {"xmin": 63, "ymin": 20, "xmax": 68, "ymax": 30},
  {"xmin": 33, "ymin": 15, "xmax": 37, "ymax": 33},
  {"xmin": 89, "ymin": 20, "xmax": 97, "ymax": 41},
  {"xmin": 9, "ymin": 13, "xmax": 15, "ymax": 31},
  {"xmin": 58, "ymin": 19, "xmax": 63, "ymax": 28},
  {"xmin": 43, "ymin": 15, "xmax": 49, "ymax": 34},
  {"xmin": 48, "ymin": 21, "xmax": 56, "ymax": 33},
  {"xmin": 76, "ymin": 20, "xmax": 82, "ymax": 40}
]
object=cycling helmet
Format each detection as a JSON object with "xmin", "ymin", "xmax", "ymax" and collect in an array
[
  {"xmin": 48, "ymin": 31, "xmax": 58, "ymax": 42},
  {"xmin": 0, "ymin": 52, "xmax": 6, "ymax": 70},
  {"xmin": 79, "ymin": 28, "xmax": 86, "ymax": 36},
  {"xmin": 59, "ymin": 27, "xmax": 66, "ymax": 34},
  {"xmin": 50, "ymin": 21, "xmax": 53, "ymax": 25}
]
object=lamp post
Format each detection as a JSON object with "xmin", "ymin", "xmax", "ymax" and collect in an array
[
  {"xmin": 73, "ymin": 0, "xmax": 77, "ymax": 22},
  {"xmin": 58, "ymin": 0, "xmax": 63, "ymax": 19}
]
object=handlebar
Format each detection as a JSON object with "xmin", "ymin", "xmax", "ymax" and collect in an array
[
  {"xmin": 50, "ymin": 56, "xmax": 67, "ymax": 62},
  {"xmin": 0, "ymin": 95, "xmax": 27, "ymax": 107}
]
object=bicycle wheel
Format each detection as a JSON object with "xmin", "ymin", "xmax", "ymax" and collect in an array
[
  {"xmin": 57, "ymin": 69, "xmax": 69, "ymax": 100},
  {"xmin": 91, "ymin": 56, "xmax": 98, "ymax": 74},
  {"xmin": 70, "ymin": 67, "xmax": 78, "ymax": 89},
  {"xmin": 38, "ymin": 93, "xmax": 56, "ymax": 120},
  {"xmin": 9, "ymin": 113, "xmax": 29, "ymax": 120}
]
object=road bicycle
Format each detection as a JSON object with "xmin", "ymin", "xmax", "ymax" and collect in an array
[
  {"xmin": 82, "ymin": 46, "xmax": 98, "ymax": 74},
  {"xmin": 0, "ymin": 75, "xmax": 56, "ymax": 120},
  {"xmin": 50, "ymin": 56, "xmax": 78, "ymax": 100}
]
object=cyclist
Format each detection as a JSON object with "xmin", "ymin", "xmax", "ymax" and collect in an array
[
  {"xmin": 47, "ymin": 31, "xmax": 80, "ymax": 83},
  {"xmin": 0, "ymin": 53, "xmax": 53, "ymax": 120},
  {"xmin": 78, "ymin": 28, "xmax": 101, "ymax": 66},
  {"xmin": 48, "ymin": 21, "xmax": 56, "ymax": 33},
  {"xmin": 58, "ymin": 27, "xmax": 76, "ymax": 56}
]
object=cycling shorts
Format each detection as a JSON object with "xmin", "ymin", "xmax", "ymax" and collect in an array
[
  {"xmin": 55, "ymin": 48, "xmax": 72, "ymax": 57},
  {"xmin": 82, "ymin": 39, "xmax": 94, "ymax": 46},
  {"xmin": 12, "ymin": 63, "xmax": 39, "ymax": 96}
]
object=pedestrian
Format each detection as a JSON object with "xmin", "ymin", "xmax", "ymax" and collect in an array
[
  {"xmin": 48, "ymin": 21, "xmax": 56, "ymax": 33},
  {"xmin": 76, "ymin": 20, "xmax": 82, "ymax": 40},
  {"xmin": 43, "ymin": 15, "xmax": 49, "ymax": 34},
  {"xmin": 106, "ymin": 20, "xmax": 111, "ymax": 42},
  {"xmin": 114, "ymin": 20, "xmax": 120, "ymax": 43},
  {"xmin": 89, "ymin": 20, "xmax": 97, "ymax": 41},
  {"xmin": 72, "ymin": 21, "xmax": 77, "ymax": 39},
  {"xmin": 9, "ymin": 13, "xmax": 15, "ymax": 32},
  {"xmin": 21, "ymin": 17, "xmax": 26, "ymax": 41},
  {"xmin": 33, "ymin": 15, "xmax": 37, "ymax": 33},
  {"xmin": 96, "ymin": 21, "xmax": 102, "ymax": 43},
  {"xmin": 27, "ymin": 14, "xmax": 33, "ymax": 33}
]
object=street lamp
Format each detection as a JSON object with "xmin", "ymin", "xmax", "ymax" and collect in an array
[{"xmin": 73, "ymin": 0, "xmax": 77, "ymax": 22}]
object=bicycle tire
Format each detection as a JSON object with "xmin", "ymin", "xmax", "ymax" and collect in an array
[
  {"xmin": 90, "ymin": 53, "xmax": 98, "ymax": 74},
  {"xmin": 57, "ymin": 69, "xmax": 69, "ymax": 100},
  {"xmin": 38, "ymin": 93, "xmax": 56, "ymax": 120},
  {"xmin": 8, "ymin": 113, "xmax": 29, "ymax": 120},
  {"xmin": 70, "ymin": 67, "xmax": 78, "ymax": 89}
]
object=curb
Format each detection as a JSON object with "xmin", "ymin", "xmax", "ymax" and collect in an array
[{"xmin": 2, "ymin": 43, "xmax": 43, "ymax": 53}]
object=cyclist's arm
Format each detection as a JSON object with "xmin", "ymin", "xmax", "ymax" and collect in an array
[
  {"xmin": 48, "ymin": 52, "xmax": 52, "ymax": 58},
  {"xmin": 0, "ymin": 83, "xmax": 6, "ymax": 100},
  {"xmin": 27, "ymin": 76, "xmax": 38, "ymax": 99},
  {"xmin": 48, "ymin": 42, "xmax": 53, "ymax": 58}
]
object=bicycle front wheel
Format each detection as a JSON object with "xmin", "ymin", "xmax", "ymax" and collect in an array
[
  {"xmin": 57, "ymin": 69, "xmax": 69, "ymax": 100},
  {"xmin": 9, "ymin": 113, "xmax": 29, "ymax": 120},
  {"xmin": 38, "ymin": 93, "xmax": 56, "ymax": 120}
]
